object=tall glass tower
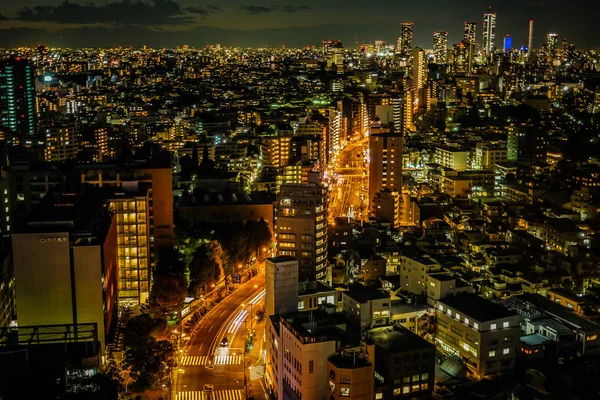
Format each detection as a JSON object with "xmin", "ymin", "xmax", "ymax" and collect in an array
[
  {"xmin": 0, "ymin": 58, "xmax": 37, "ymax": 136},
  {"xmin": 482, "ymin": 6, "xmax": 497, "ymax": 59}
]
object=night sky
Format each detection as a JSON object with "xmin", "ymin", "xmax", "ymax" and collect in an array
[{"xmin": 0, "ymin": 0, "xmax": 598, "ymax": 49}]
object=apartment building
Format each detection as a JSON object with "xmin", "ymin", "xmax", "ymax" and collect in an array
[{"xmin": 436, "ymin": 294, "xmax": 520, "ymax": 380}]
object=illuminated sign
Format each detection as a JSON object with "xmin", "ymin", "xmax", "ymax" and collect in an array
[
  {"xmin": 43, "ymin": 75, "xmax": 52, "ymax": 82},
  {"xmin": 39, "ymin": 237, "xmax": 67, "ymax": 243}
]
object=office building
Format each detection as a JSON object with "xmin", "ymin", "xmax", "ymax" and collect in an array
[
  {"xmin": 325, "ymin": 40, "xmax": 344, "ymax": 72},
  {"xmin": 453, "ymin": 41, "xmax": 474, "ymax": 75},
  {"xmin": 464, "ymin": 21, "xmax": 477, "ymax": 45},
  {"xmin": 482, "ymin": 6, "xmax": 497, "ymax": 59},
  {"xmin": 503, "ymin": 34, "xmax": 513, "ymax": 53},
  {"xmin": 11, "ymin": 188, "xmax": 118, "ymax": 353},
  {"xmin": 265, "ymin": 256, "xmax": 299, "ymax": 317},
  {"xmin": 397, "ymin": 22, "xmax": 414, "ymax": 59},
  {"xmin": 275, "ymin": 179, "xmax": 328, "ymax": 282},
  {"xmin": 433, "ymin": 32, "xmax": 448, "ymax": 64},
  {"xmin": 369, "ymin": 132, "xmax": 403, "ymax": 210},
  {"xmin": 0, "ymin": 58, "xmax": 37, "ymax": 136},
  {"xmin": 368, "ymin": 326, "xmax": 435, "ymax": 399},
  {"xmin": 545, "ymin": 33, "xmax": 559, "ymax": 58},
  {"xmin": 436, "ymin": 294, "xmax": 519, "ymax": 380},
  {"xmin": 43, "ymin": 124, "xmax": 77, "ymax": 162}
]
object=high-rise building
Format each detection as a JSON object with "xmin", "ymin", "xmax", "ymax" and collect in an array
[
  {"xmin": 412, "ymin": 47, "xmax": 427, "ymax": 93},
  {"xmin": 43, "ymin": 123, "xmax": 77, "ymax": 162},
  {"xmin": 109, "ymin": 186, "xmax": 151, "ymax": 305},
  {"xmin": 482, "ymin": 6, "xmax": 497, "ymax": 59},
  {"xmin": 397, "ymin": 22, "xmax": 414, "ymax": 58},
  {"xmin": 464, "ymin": 21, "xmax": 477, "ymax": 45},
  {"xmin": 507, "ymin": 123, "xmax": 547, "ymax": 165},
  {"xmin": 545, "ymin": 33, "xmax": 559, "ymax": 58},
  {"xmin": 528, "ymin": 20, "xmax": 534, "ymax": 56},
  {"xmin": 503, "ymin": 34, "xmax": 513, "ymax": 53},
  {"xmin": 11, "ymin": 188, "xmax": 118, "ymax": 353},
  {"xmin": 0, "ymin": 58, "xmax": 37, "ymax": 136},
  {"xmin": 275, "ymin": 177, "xmax": 328, "ymax": 282},
  {"xmin": 453, "ymin": 41, "xmax": 474, "ymax": 75},
  {"xmin": 369, "ymin": 132, "xmax": 403, "ymax": 212},
  {"xmin": 433, "ymin": 31, "xmax": 448, "ymax": 64},
  {"xmin": 325, "ymin": 40, "xmax": 344, "ymax": 72}
]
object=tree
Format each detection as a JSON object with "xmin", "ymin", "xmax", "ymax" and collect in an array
[
  {"xmin": 149, "ymin": 274, "xmax": 188, "ymax": 316},
  {"xmin": 188, "ymin": 240, "xmax": 224, "ymax": 296},
  {"xmin": 122, "ymin": 314, "xmax": 166, "ymax": 349},
  {"xmin": 155, "ymin": 248, "xmax": 187, "ymax": 278},
  {"xmin": 123, "ymin": 338, "xmax": 175, "ymax": 391}
]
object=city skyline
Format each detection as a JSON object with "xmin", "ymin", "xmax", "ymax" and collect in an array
[{"xmin": 0, "ymin": 0, "xmax": 598, "ymax": 48}]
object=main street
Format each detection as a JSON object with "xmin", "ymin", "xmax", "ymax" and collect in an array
[
  {"xmin": 175, "ymin": 273, "xmax": 266, "ymax": 400},
  {"xmin": 328, "ymin": 137, "xmax": 369, "ymax": 222}
]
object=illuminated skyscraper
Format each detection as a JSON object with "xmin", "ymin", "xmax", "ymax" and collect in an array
[
  {"xmin": 453, "ymin": 41, "xmax": 474, "ymax": 75},
  {"xmin": 482, "ymin": 6, "xmax": 497, "ymax": 59},
  {"xmin": 503, "ymin": 34, "xmax": 513, "ymax": 53},
  {"xmin": 397, "ymin": 22, "xmax": 414, "ymax": 57},
  {"xmin": 464, "ymin": 21, "xmax": 477, "ymax": 45},
  {"xmin": 546, "ymin": 33, "xmax": 559, "ymax": 57},
  {"xmin": 412, "ymin": 48, "xmax": 427, "ymax": 90},
  {"xmin": 433, "ymin": 31, "xmax": 448, "ymax": 64},
  {"xmin": 0, "ymin": 58, "xmax": 37, "ymax": 136}
]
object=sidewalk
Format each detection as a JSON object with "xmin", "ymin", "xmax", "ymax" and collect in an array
[{"xmin": 244, "ymin": 303, "xmax": 268, "ymax": 400}]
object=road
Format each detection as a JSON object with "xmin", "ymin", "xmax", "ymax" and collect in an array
[
  {"xmin": 176, "ymin": 273, "xmax": 266, "ymax": 400},
  {"xmin": 328, "ymin": 138, "xmax": 369, "ymax": 222}
]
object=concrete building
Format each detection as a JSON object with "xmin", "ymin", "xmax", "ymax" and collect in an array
[
  {"xmin": 373, "ymin": 188, "xmax": 401, "ymax": 227},
  {"xmin": 11, "ymin": 188, "xmax": 118, "ymax": 353},
  {"xmin": 368, "ymin": 326, "xmax": 435, "ymax": 399},
  {"xmin": 436, "ymin": 294, "xmax": 520, "ymax": 380},
  {"xmin": 266, "ymin": 309, "xmax": 354, "ymax": 400},
  {"xmin": 107, "ymin": 185, "xmax": 151, "ymax": 305},
  {"xmin": 261, "ymin": 136, "xmax": 291, "ymax": 168},
  {"xmin": 43, "ymin": 124, "xmax": 77, "ymax": 162},
  {"xmin": 327, "ymin": 348, "xmax": 374, "ymax": 400},
  {"xmin": 266, "ymin": 256, "xmax": 299, "ymax": 317},
  {"xmin": 0, "ymin": 161, "xmax": 173, "ymax": 256},
  {"xmin": 507, "ymin": 123, "xmax": 547, "ymax": 165},
  {"xmin": 342, "ymin": 285, "xmax": 391, "ymax": 330},
  {"xmin": 474, "ymin": 144, "xmax": 507, "ymax": 170},
  {"xmin": 399, "ymin": 255, "xmax": 442, "ymax": 296},
  {"xmin": 276, "ymin": 180, "xmax": 328, "ymax": 282},
  {"xmin": 369, "ymin": 133, "xmax": 403, "ymax": 210},
  {"xmin": 435, "ymin": 147, "xmax": 469, "ymax": 171}
]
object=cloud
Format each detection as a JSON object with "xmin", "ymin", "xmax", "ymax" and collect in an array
[
  {"xmin": 186, "ymin": 5, "xmax": 222, "ymax": 16},
  {"xmin": 281, "ymin": 5, "xmax": 310, "ymax": 13},
  {"xmin": 239, "ymin": 5, "xmax": 278, "ymax": 15},
  {"xmin": 13, "ymin": 0, "xmax": 220, "ymax": 26}
]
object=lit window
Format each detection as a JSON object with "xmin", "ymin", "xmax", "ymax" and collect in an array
[
  {"xmin": 464, "ymin": 318, "xmax": 470, "ymax": 325},
  {"xmin": 489, "ymin": 350, "xmax": 496, "ymax": 357},
  {"xmin": 340, "ymin": 387, "xmax": 350, "ymax": 397},
  {"xmin": 491, "ymin": 324, "xmax": 497, "ymax": 330},
  {"xmin": 503, "ymin": 321, "xmax": 509, "ymax": 328},
  {"xmin": 456, "ymin": 313, "xmax": 460, "ymax": 321},
  {"xmin": 403, "ymin": 387, "xmax": 410, "ymax": 394},
  {"xmin": 438, "ymin": 305, "xmax": 443, "ymax": 311},
  {"xmin": 473, "ymin": 323, "xmax": 479, "ymax": 330},
  {"xmin": 503, "ymin": 348, "xmax": 510, "ymax": 355}
]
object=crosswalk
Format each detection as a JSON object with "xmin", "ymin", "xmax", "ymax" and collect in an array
[
  {"xmin": 176, "ymin": 390, "xmax": 244, "ymax": 400},
  {"xmin": 180, "ymin": 355, "xmax": 243, "ymax": 366}
]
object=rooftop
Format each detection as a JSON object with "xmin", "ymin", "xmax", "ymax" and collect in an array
[
  {"xmin": 367, "ymin": 325, "xmax": 434, "ymax": 353},
  {"xmin": 328, "ymin": 349, "xmax": 372, "ymax": 369},
  {"xmin": 344, "ymin": 284, "xmax": 389, "ymax": 303},
  {"xmin": 440, "ymin": 294, "xmax": 517, "ymax": 322},
  {"xmin": 267, "ymin": 255, "xmax": 297, "ymax": 264}
]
